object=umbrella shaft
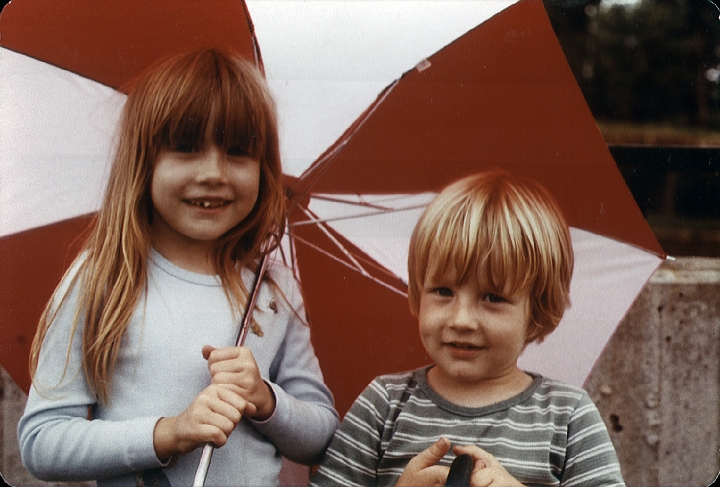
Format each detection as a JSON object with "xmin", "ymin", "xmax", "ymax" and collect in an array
[
  {"xmin": 193, "ymin": 443, "xmax": 214, "ymax": 487},
  {"xmin": 191, "ymin": 254, "xmax": 270, "ymax": 486}
]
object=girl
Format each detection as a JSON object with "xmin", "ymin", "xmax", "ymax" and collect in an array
[{"xmin": 18, "ymin": 48, "xmax": 339, "ymax": 487}]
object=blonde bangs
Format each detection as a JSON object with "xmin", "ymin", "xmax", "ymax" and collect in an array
[
  {"xmin": 414, "ymin": 183, "xmax": 535, "ymax": 301},
  {"xmin": 408, "ymin": 170, "xmax": 573, "ymax": 344}
]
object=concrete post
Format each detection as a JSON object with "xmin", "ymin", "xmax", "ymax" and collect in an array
[{"xmin": 586, "ymin": 257, "xmax": 720, "ymax": 487}]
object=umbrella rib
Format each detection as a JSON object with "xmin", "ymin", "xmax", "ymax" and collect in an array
[
  {"xmin": 299, "ymin": 206, "xmax": 371, "ymax": 278},
  {"xmin": 289, "ymin": 203, "xmax": 428, "ymax": 227},
  {"xmin": 287, "ymin": 79, "xmax": 401, "ymax": 214},
  {"xmin": 308, "ymin": 194, "xmax": 392, "ymax": 210},
  {"xmin": 289, "ymin": 234, "xmax": 407, "ymax": 297}
]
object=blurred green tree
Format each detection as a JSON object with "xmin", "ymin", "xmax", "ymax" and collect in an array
[{"xmin": 545, "ymin": 0, "xmax": 720, "ymax": 128}]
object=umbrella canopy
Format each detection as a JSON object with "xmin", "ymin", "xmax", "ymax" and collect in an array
[
  {"xmin": 281, "ymin": 0, "xmax": 665, "ymax": 414},
  {"xmin": 0, "ymin": 0, "xmax": 663, "ymax": 417}
]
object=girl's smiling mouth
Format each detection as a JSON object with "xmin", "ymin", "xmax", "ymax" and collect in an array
[{"xmin": 185, "ymin": 198, "xmax": 231, "ymax": 209}]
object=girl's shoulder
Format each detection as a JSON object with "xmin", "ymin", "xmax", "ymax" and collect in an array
[
  {"xmin": 50, "ymin": 251, "xmax": 91, "ymax": 305},
  {"xmin": 264, "ymin": 258, "xmax": 297, "ymax": 283},
  {"xmin": 251, "ymin": 257, "xmax": 304, "ymax": 310}
]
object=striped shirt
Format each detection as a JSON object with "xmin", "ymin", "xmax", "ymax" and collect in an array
[{"xmin": 311, "ymin": 367, "xmax": 625, "ymax": 487}]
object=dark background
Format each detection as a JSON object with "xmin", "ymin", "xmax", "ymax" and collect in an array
[
  {"xmin": 1, "ymin": 0, "xmax": 718, "ymax": 256},
  {"xmin": 544, "ymin": 0, "xmax": 720, "ymax": 257}
]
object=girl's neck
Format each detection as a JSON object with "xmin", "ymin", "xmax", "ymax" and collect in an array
[{"xmin": 150, "ymin": 227, "xmax": 217, "ymax": 275}]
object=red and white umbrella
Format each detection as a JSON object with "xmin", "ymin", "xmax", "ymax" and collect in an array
[{"xmin": 0, "ymin": 0, "xmax": 664, "ymax": 417}]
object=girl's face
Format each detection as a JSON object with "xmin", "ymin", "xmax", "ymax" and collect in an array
[
  {"xmin": 149, "ymin": 129, "xmax": 261, "ymax": 269},
  {"xmin": 418, "ymin": 268, "xmax": 530, "ymax": 392}
]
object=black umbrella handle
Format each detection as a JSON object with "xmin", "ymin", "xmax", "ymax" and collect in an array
[
  {"xmin": 192, "ymin": 254, "xmax": 270, "ymax": 487},
  {"xmin": 445, "ymin": 454, "xmax": 474, "ymax": 487}
]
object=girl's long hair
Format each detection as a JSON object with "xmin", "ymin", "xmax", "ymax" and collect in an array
[{"xmin": 29, "ymin": 48, "xmax": 285, "ymax": 403}]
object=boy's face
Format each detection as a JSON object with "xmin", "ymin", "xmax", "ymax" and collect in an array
[{"xmin": 418, "ymin": 270, "xmax": 530, "ymax": 388}]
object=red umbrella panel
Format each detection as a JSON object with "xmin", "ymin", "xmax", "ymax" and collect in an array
[
  {"xmin": 282, "ymin": 0, "xmax": 665, "ymax": 415},
  {"xmin": 0, "ymin": 0, "xmax": 664, "ymax": 419}
]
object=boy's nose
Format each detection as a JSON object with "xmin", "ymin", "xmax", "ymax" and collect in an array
[{"xmin": 449, "ymin": 299, "xmax": 478, "ymax": 330}]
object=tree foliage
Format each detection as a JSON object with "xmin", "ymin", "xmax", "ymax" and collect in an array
[{"xmin": 544, "ymin": 0, "xmax": 720, "ymax": 128}]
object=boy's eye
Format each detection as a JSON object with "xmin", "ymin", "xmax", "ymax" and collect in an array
[
  {"xmin": 227, "ymin": 145, "xmax": 250, "ymax": 157},
  {"xmin": 483, "ymin": 293, "xmax": 505, "ymax": 303},
  {"xmin": 433, "ymin": 287, "xmax": 454, "ymax": 297}
]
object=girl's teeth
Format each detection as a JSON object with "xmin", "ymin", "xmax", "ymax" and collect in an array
[{"xmin": 191, "ymin": 200, "xmax": 224, "ymax": 208}]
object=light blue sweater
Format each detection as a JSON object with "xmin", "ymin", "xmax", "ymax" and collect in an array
[{"xmin": 18, "ymin": 250, "xmax": 339, "ymax": 486}]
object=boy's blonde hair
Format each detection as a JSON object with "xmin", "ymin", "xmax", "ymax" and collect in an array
[
  {"xmin": 407, "ymin": 170, "xmax": 574, "ymax": 344},
  {"xmin": 30, "ymin": 48, "xmax": 285, "ymax": 403}
]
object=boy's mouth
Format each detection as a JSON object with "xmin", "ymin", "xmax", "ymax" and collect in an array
[{"xmin": 446, "ymin": 341, "xmax": 482, "ymax": 350}]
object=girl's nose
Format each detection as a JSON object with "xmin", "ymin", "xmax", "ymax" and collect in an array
[{"xmin": 197, "ymin": 146, "xmax": 227, "ymax": 182}]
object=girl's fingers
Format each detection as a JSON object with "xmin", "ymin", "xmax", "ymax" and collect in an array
[
  {"xmin": 204, "ymin": 345, "xmax": 251, "ymax": 368},
  {"xmin": 201, "ymin": 345, "xmax": 216, "ymax": 360},
  {"xmin": 203, "ymin": 347, "xmax": 272, "ymax": 418}
]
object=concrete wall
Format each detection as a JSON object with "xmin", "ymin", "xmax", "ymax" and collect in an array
[
  {"xmin": 585, "ymin": 257, "xmax": 720, "ymax": 487},
  {"xmin": 1, "ymin": 257, "xmax": 719, "ymax": 486}
]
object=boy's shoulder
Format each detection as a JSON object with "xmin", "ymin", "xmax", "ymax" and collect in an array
[
  {"xmin": 364, "ymin": 368, "xmax": 425, "ymax": 400},
  {"xmin": 372, "ymin": 367, "xmax": 427, "ymax": 388},
  {"xmin": 529, "ymin": 375, "xmax": 592, "ymax": 409}
]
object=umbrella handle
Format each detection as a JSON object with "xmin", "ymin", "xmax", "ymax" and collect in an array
[
  {"xmin": 193, "ymin": 443, "xmax": 215, "ymax": 487},
  {"xmin": 192, "ymin": 254, "xmax": 270, "ymax": 487},
  {"xmin": 445, "ymin": 454, "xmax": 474, "ymax": 487}
]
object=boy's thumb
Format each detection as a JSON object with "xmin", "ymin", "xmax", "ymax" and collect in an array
[{"xmin": 414, "ymin": 437, "xmax": 452, "ymax": 468}]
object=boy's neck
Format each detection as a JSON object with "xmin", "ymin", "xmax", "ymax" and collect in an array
[{"xmin": 426, "ymin": 366, "xmax": 533, "ymax": 408}]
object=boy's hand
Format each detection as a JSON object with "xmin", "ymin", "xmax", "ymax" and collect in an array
[
  {"xmin": 395, "ymin": 437, "xmax": 452, "ymax": 487},
  {"xmin": 453, "ymin": 444, "xmax": 524, "ymax": 487},
  {"xmin": 202, "ymin": 345, "xmax": 276, "ymax": 421},
  {"xmin": 153, "ymin": 384, "xmax": 255, "ymax": 460}
]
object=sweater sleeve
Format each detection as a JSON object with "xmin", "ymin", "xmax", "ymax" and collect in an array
[
  {"xmin": 17, "ymin": 265, "xmax": 165, "ymax": 482},
  {"xmin": 560, "ymin": 393, "xmax": 626, "ymax": 487},
  {"xmin": 248, "ymin": 267, "xmax": 339, "ymax": 465},
  {"xmin": 310, "ymin": 379, "xmax": 390, "ymax": 487}
]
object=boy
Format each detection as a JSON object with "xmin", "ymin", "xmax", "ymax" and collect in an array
[{"xmin": 310, "ymin": 170, "xmax": 625, "ymax": 486}]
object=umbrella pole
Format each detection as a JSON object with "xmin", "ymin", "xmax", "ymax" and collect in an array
[{"xmin": 192, "ymin": 254, "xmax": 270, "ymax": 487}]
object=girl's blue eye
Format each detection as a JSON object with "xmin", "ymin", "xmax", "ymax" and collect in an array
[
  {"xmin": 227, "ymin": 145, "xmax": 249, "ymax": 157},
  {"xmin": 173, "ymin": 142, "xmax": 198, "ymax": 153}
]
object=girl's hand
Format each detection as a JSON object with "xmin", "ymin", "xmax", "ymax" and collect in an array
[
  {"xmin": 452, "ymin": 444, "xmax": 524, "ymax": 487},
  {"xmin": 202, "ymin": 345, "xmax": 276, "ymax": 421},
  {"xmin": 395, "ymin": 437, "xmax": 452, "ymax": 487},
  {"xmin": 153, "ymin": 384, "xmax": 254, "ymax": 460}
]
